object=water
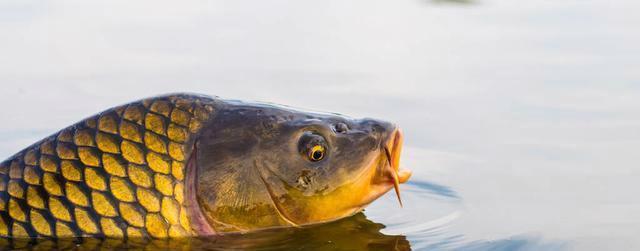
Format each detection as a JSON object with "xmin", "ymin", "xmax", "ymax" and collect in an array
[{"xmin": 1, "ymin": 0, "xmax": 639, "ymax": 250}]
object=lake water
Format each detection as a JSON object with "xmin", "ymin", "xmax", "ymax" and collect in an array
[{"xmin": 1, "ymin": 0, "xmax": 639, "ymax": 250}]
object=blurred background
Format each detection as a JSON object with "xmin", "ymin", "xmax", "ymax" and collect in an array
[{"xmin": 1, "ymin": 0, "xmax": 639, "ymax": 250}]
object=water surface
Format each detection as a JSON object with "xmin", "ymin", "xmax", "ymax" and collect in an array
[{"xmin": 1, "ymin": 0, "xmax": 639, "ymax": 250}]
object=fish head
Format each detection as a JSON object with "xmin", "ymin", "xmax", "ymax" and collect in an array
[{"xmin": 191, "ymin": 100, "xmax": 411, "ymax": 233}]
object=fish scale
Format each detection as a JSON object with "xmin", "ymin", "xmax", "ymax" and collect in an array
[{"xmin": 0, "ymin": 94, "xmax": 216, "ymax": 238}]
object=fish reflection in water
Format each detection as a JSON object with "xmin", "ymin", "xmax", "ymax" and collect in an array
[{"xmin": 0, "ymin": 213, "xmax": 410, "ymax": 251}]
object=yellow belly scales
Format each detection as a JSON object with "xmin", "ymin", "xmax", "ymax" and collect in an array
[{"xmin": 0, "ymin": 94, "xmax": 216, "ymax": 238}]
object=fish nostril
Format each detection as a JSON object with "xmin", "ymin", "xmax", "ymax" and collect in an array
[
  {"xmin": 371, "ymin": 124, "xmax": 384, "ymax": 133},
  {"xmin": 357, "ymin": 119, "xmax": 396, "ymax": 141},
  {"xmin": 334, "ymin": 123, "xmax": 349, "ymax": 133}
]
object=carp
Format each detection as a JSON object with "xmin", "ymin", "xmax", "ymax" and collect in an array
[{"xmin": 0, "ymin": 93, "xmax": 411, "ymax": 238}]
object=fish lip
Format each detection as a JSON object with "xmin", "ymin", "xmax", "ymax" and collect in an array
[
  {"xmin": 383, "ymin": 128, "xmax": 411, "ymax": 184},
  {"xmin": 358, "ymin": 128, "xmax": 411, "ymax": 208},
  {"xmin": 334, "ymin": 127, "xmax": 413, "ymax": 210}
]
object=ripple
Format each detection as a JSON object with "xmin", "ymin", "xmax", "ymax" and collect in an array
[
  {"xmin": 406, "ymin": 180, "xmax": 460, "ymax": 199},
  {"xmin": 365, "ymin": 178, "xmax": 567, "ymax": 251}
]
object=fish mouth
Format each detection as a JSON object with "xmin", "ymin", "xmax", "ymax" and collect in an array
[
  {"xmin": 355, "ymin": 128, "xmax": 412, "ymax": 209},
  {"xmin": 383, "ymin": 128, "xmax": 412, "ymax": 206},
  {"xmin": 342, "ymin": 128, "xmax": 412, "ymax": 212}
]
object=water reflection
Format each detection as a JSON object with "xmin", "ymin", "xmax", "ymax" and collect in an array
[
  {"xmin": 407, "ymin": 180, "xmax": 460, "ymax": 199},
  {"xmin": 0, "ymin": 213, "xmax": 410, "ymax": 251},
  {"xmin": 454, "ymin": 237, "xmax": 567, "ymax": 251}
]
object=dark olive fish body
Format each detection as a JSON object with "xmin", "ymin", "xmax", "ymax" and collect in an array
[{"xmin": 0, "ymin": 93, "xmax": 411, "ymax": 239}]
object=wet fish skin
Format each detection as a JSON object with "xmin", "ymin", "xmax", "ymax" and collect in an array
[{"xmin": 0, "ymin": 94, "xmax": 216, "ymax": 238}]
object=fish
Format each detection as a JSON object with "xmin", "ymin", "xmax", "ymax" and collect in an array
[{"xmin": 0, "ymin": 93, "xmax": 412, "ymax": 238}]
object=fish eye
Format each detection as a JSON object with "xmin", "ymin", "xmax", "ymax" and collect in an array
[
  {"xmin": 299, "ymin": 132, "xmax": 328, "ymax": 162},
  {"xmin": 308, "ymin": 145, "xmax": 325, "ymax": 161}
]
